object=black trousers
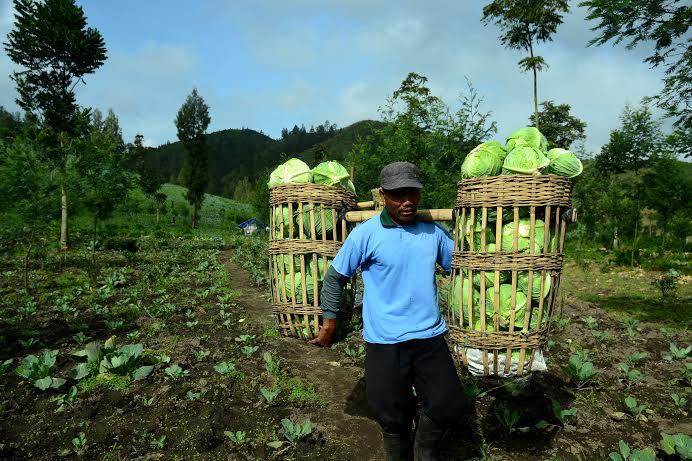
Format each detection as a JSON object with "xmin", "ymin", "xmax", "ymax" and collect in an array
[{"xmin": 365, "ymin": 333, "xmax": 467, "ymax": 435}]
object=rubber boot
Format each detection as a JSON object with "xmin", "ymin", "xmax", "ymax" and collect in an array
[
  {"xmin": 382, "ymin": 431, "xmax": 412, "ymax": 461},
  {"xmin": 413, "ymin": 412, "xmax": 444, "ymax": 461}
]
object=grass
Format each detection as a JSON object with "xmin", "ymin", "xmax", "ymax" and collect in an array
[
  {"xmin": 561, "ymin": 259, "xmax": 691, "ymax": 327},
  {"xmin": 280, "ymin": 376, "xmax": 326, "ymax": 408},
  {"xmin": 77, "ymin": 373, "xmax": 130, "ymax": 394}
]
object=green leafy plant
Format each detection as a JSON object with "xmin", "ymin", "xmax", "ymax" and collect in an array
[
  {"xmin": 260, "ymin": 387, "xmax": 280, "ymax": 404},
  {"xmin": 241, "ymin": 345, "xmax": 258, "ymax": 357},
  {"xmin": 71, "ymin": 339, "xmax": 154, "ymax": 382},
  {"xmin": 659, "ymin": 432, "xmax": 691, "ymax": 459},
  {"xmin": 223, "ymin": 430, "xmax": 248, "ymax": 444},
  {"xmin": 671, "ymin": 393, "xmax": 687, "ymax": 409},
  {"xmin": 554, "ymin": 316, "xmax": 570, "ymax": 331},
  {"xmin": 608, "ymin": 440, "xmax": 655, "ymax": 461},
  {"xmin": 281, "ymin": 418, "xmax": 312, "ymax": 443},
  {"xmin": 622, "ymin": 318, "xmax": 639, "ymax": 338},
  {"xmin": 551, "ymin": 400, "xmax": 577, "ymax": 425},
  {"xmin": 185, "ymin": 390, "xmax": 204, "ymax": 401},
  {"xmin": 51, "ymin": 386, "xmax": 78, "ymax": 413},
  {"xmin": 495, "ymin": 406, "xmax": 521, "ymax": 433},
  {"xmin": 214, "ymin": 361, "xmax": 242, "ymax": 378},
  {"xmin": 624, "ymin": 351, "xmax": 648, "ymax": 366},
  {"xmin": 15, "ymin": 350, "xmax": 66, "ymax": 390},
  {"xmin": 72, "ymin": 432, "xmax": 87, "ymax": 456},
  {"xmin": 193, "ymin": 350, "xmax": 210, "ymax": 361},
  {"xmin": 150, "ymin": 435, "xmax": 166, "ymax": 449},
  {"xmin": 592, "ymin": 331, "xmax": 611, "ymax": 343},
  {"xmin": 140, "ymin": 396, "xmax": 154, "ymax": 407},
  {"xmin": 72, "ymin": 332, "xmax": 87, "ymax": 344},
  {"xmin": 665, "ymin": 343, "xmax": 691, "ymax": 361},
  {"xmin": 650, "ymin": 268, "xmax": 680, "ymax": 299},
  {"xmin": 618, "ymin": 363, "xmax": 643, "ymax": 387},
  {"xmin": 581, "ymin": 316, "xmax": 598, "ymax": 330},
  {"xmin": 562, "ymin": 353, "xmax": 598, "ymax": 388},
  {"xmin": 545, "ymin": 339, "xmax": 556, "ymax": 351},
  {"xmin": 624, "ymin": 396, "xmax": 647, "ymax": 419},
  {"xmin": 264, "ymin": 352, "xmax": 281, "ymax": 377},
  {"xmin": 234, "ymin": 334, "xmax": 256, "ymax": 343},
  {"xmin": 19, "ymin": 337, "xmax": 38, "ymax": 348},
  {"xmin": 344, "ymin": 345, "xmax": 365, "ymax": 360},
  {"xmin": 164, "ymin": 364, "xmax": 188, "ymax": 379}
]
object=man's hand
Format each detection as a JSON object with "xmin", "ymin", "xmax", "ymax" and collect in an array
[{"xmin": 309, "ymin": 318, "xmax": 336, "ymax": 347}]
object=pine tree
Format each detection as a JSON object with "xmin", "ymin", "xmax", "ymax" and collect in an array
[{"xmin": 174, "ymin": 88, "xmax": 210, "ymax": 228}]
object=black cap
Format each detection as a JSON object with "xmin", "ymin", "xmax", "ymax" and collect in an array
[{"xmin": 380, "ymin": 161, "xmax": 423, "ymax": 190}]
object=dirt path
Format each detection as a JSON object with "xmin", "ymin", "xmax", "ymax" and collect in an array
[{"xmin": 221, "ymin": 254, "xmax": 385, "ymax": 461}]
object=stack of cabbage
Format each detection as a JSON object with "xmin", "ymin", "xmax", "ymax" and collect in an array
[
  {"xmin": 450, "ymin": 214, "xmax": 554, "ymax": 332},
  {"xmin": 269, "ymin": 158, "xmax": 352, "ymax": 305},
  {"xmin": 460, "ymin": 127, "xmax": 583, "ymax": 179}
]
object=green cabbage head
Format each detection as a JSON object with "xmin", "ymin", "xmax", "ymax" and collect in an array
[
  {"xmin": 501, "ymin": 219, "xmax": 545, "ymax": 253},
  {"xmin": 461, "ymin": 142, "xmax": 504, "ymax": 178},
  {"xmin": 502, "ymin": 146, "xmax": 550, "ymax": 175},
  {"xmin": 268, "ymin": 158, "xmax": 313, "ymax": 187},
  {"xmin": 311, "ymin": 161, "xmax": 356, "ymax": 193},
  {"xmin": 506, "ymin": 127, "xmax": 548, "ymax": 152},
  {"xmin": 464, "ymin": 215, "xmax": 496, "ymax": 249},
  {"xmin": 546, "ymin": 148, "xmax": 583, "ymax": 178},
  {"xmin": 283, "ymin": 272, "xmax": 314, "ymax": 304},
  {"xmin": 485, "ymin": 284, "xmax": 528, "ymax": 329},
  {"xmin": 449, "ymin": 277, "xmax": 480, "ymax": 317},
  {"xmin": 473, "ymin": 270, "xmax": 510, "ymax": 288},
  {"xmin": 300, "ymin": 204, "xmax": 335, "ymax": 238},
  {"xmin": 517, "ymin": 271, "xmax": 552, "ymax": 300}
]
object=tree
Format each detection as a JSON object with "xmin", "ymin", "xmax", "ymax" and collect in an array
[
  {"xmin": 595, "ymin": 102, "xmax": 664, "ymax": 174},
  {"xmin": 313, "ymin": 143, "xmax": 328, "ymax": 166},
  {"xmin": 482, "ymin": 0, "xmax": 570, "ymax": 130},
  {"xmin": 531, "ymin": 100, "xmax": 587, "ymax": 149},
  {"xmin": 131, "ymin": 133, "xmax": 166, "ymax": 224},
  {"xmin": 4, "ymin": 0, "xmax": 107, "ymax": 250},
  {"xmin": 580, "ymin": 0, "xmax": 691, "ymax": 131},
  {"xmin": 175, "ymin": 88, "xmax": 210, "ymax": 228},
  {"xmin": 640, "ymin": 154, "xmax": 691, "ymax": 233}
]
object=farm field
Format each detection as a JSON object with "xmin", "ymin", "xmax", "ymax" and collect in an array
[{"xmin": 0, "ymin": 232, "xmax": 689, "ymax": 460}]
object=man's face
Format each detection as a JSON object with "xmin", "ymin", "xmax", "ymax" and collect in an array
[{"xmin": 380, "ymin": 187, "xmax": 421, "ymax": 224}]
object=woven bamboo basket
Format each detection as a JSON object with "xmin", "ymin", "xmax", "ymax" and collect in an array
[
  {"xmin": 447, "ymin": 175, "xmax": 573, "ymax": 376},
  {"xmin": 268, "ymin": 184, "xmax": 357, "ymax": 339}
]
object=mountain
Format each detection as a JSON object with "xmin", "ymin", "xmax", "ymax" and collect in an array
[{"xmin": 145, "ymin": 120, "xmax": 383, "ymax": 199}]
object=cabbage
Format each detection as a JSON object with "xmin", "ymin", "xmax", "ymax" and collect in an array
[
  {"xmin": 517, "ymin": 272, "xmax": 551, "ymax": 300},
  {"xmin": 268, "ymin": 158, "xmax": 313, "ymax": 187},
  {"xmin": 449, "ymin": 277, "xmax": 480, "ymax": 315},
  {"xmin": 500, "ymin": 219, "xmax": 545, "ymax": 253},
  {"xmin": 506, "ymin": 127, "xmax": 548, "ymax": 152},
  {"xmin": 307, "ymin": 256, "xmax": 332, "ymax": 282},
  {"xmin": 473, "ymin": 270, "xmax": 510, "ymax": 288},
  {"xmin": 485, "ymin": 284, "xmax": 528, "ymax": 329},
  {"xmin": 283, "ymin": 272, "xmax": 314, "ymax": 304},
  {"xmin": 464, "ymin": 215, "xmax": 496, "ymax": 248},
  {"xmin": 502, "ymin": 146, "xmax": 550, "ymax": 175},
  {"xmin": 312, "ymin": 161, "xmax": 356, "ymax": 193},
  {"xmin": 300, "ymin": 204, "xmax": 335, "ymax": 238},
  {"xmin": 461, "ymin": 143, "xmax": 504, "ymax": 178},
  {"xmin": 273, "ymin": 206, "xmax": 291, "ymax": 238},
  {"xmin": 546, "ymin": 148, "xmax": 583, "ymax": 178},
  {"xmin": 473, "ymin": 318, "xmax": 495, "ymax": 332}
]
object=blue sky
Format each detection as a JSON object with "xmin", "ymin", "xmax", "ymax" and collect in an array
[{"xmin": 0, "ymin": 0, "xmax": 671, "ymax": 154}]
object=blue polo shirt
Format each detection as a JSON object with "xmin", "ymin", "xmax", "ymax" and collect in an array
[{"xmin": 331, "ymin": 210, "xmax": 454, "ymax": 344}]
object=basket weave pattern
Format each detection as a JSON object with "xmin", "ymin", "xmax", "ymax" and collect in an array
[
  {"xmin": 269, "ymin": 184, "xmax": 357, "ymax": 339},
  {"xmin": 448, "ymin": 174, "xmax": 572, "ymax": 376}
]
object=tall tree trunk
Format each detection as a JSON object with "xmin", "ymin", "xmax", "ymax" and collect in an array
[
  {"xmin": 60, "ymin": 164, "xmax": 68, "ymax": 250},
  {"xmin": 528, "ymin": 40, "xmax": 539, "ymax": 130},
  {"xmin": 192, "ymin": 203, "xmax": 197, "ymax": 228}
]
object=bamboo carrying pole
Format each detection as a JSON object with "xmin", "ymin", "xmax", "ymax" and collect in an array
[{"xmin": 345, "ymin": 208, "xmax": 454, "ymax": 223}]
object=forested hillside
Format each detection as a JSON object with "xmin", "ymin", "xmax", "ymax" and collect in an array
[{"xmin": 145, "ymin": 120, "xmax": 383, "ymax": 200}]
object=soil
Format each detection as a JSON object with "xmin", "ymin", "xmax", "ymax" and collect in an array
[{"xmin": 0, "ymin": 247, "xmax": 690, "ymax": 461}]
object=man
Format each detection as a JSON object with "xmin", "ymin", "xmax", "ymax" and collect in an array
[{"xmin": 310, "ymin": 161, "xmax": 467, "ymax": 461}]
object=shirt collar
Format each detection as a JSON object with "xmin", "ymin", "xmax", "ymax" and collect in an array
[{"xmin": 380, "ymin": 208, "xmax": 417, "ymax": 227}]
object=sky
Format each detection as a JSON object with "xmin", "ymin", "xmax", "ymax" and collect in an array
[{"xmin": 0, "ymin": 0, "xmax": 673, "ymax": 154}]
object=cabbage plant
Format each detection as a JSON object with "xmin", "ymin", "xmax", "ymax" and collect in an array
[
  {"xmin": 268, "ymin": 158, "xmax": 313, "ymax": 187},
  {"xmin": 300, "ymin": 204, "xmax": 335, "ymax": 237},
  {"xmin": 500, "ymin": 219, "xmax": 545, "ymax": 253},
  {"xmin": 312, "ymin": 161, "xmax": 356, "ymax": 193},
  {"xmin": 518, "ymin": 272, "xmax": 551, "ymax": 300},
  {"xmin": 464, "ymin": 215, "xmax": 496, "ymax": 248},
  {"xmin": 449, "ymin": 277, "xmax": 480, "ymax": 316},
  {"xmin": 461, "ymin": 143, "xmax": 504, "ymax": 178},
  {"xmin": 502, "ymin": 146, "xmax": 550, "ymax": 175},
  {"xmin": 506, "ymin": 127, "xmax": 548, "ymax": 152},
  {"xmin": 473, "ymin": 270, "xmax": 509, "ymax": 288},
  {"xmin": 15, "ymin": 350, "xmax": 66, "ymax": 390},
  {"xmin": 546, "ymin": 148, "xmax": 583, "ymax": 178},
  {"xmin": 485, "ymin": 284, "xmax": 528, "ymax": 329},
  {"xmin": 284, "ymin": 272, "xmax": 315, "ymax": 304}
]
